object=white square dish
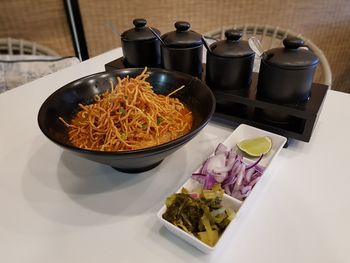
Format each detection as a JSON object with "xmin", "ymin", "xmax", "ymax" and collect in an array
[{"xmin": 157, "ymin": 124, "xmax": 287, "ymax": 253}]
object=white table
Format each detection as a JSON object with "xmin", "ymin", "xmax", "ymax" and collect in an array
[{"xmin": 1, "ymin": 48, "xmax": 350, "ymax": 263}]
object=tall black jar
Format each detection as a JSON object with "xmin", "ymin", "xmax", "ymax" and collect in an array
[
  {"xmin": 257, "ymin": 37, "xmax": 319, "ymax": 104},
  {"xmin": 121, "ymin": 18, "xmax": 161, "ymax": 67},
  {"xmin": 206, "ymin": 30, "xmax": 255, "ymax": 90},
  {"xmin": 161, "ymin": 21, "xmax": 203, "ymax": 78}
]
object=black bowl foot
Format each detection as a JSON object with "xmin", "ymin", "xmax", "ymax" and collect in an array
[{"xmin": 112, "ymin": 160, "xmax": 163, "ymax": 173}]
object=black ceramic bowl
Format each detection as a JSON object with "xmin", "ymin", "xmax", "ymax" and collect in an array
[{"xmin": 38, "ymin": 68, "xmax": 215, "ymax": 173}]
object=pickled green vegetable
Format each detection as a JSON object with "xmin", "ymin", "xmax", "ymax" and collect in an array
[{"xmin": 162, "ymin": 183, "xmax": 235, "ymax": 246}]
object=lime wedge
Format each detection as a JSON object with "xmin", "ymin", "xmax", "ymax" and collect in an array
[{"xmin": 237, "ymin": 136, "xmax": 272, "ymax": 157}]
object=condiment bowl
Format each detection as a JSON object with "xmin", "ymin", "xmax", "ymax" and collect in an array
[{"xmin": 37, "ymin": 68, "xmax": 215, "ymax": 173}]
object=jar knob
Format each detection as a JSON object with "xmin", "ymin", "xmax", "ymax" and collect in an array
[
  {"xmin": 283, "ymin": 37, "xmax": 304, "ymax": 49},
  {"xmin": 175, "ymin": 21, "xmax": 191, "ymax": 32},
  {"xmin": 133, "ymin": 18, "xmax": 147, "ymax": 28},
  {"xmin": 225, "ymin": 30, "xmax": 243, "ymax": 41}
]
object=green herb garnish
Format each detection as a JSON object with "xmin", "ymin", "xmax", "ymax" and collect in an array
[
  {"xmin": 157, "ymin": 117, "xmax": 163, "ymax": 124},
  {"xmin": 119, "ymin": 107, "xmax": 126, "ymax": 114}
]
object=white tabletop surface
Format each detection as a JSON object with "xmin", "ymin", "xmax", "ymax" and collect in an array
[{"xmin": 1, "ymin": 48, "xmax": 350, "ymax": 263}]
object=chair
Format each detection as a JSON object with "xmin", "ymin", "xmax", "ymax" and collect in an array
[
  {"xmin": 205, "ymin": 24, "xmax": 332, "ymax": 87},
  {"xmin": 0, "ymin": 37, "xmax": 59, "ymax": 56},
  {"xmin": 0, "ymin": 38, "xmax": 79, "ymax": 93}
]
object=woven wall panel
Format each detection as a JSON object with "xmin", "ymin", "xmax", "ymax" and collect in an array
[
  {"xmin": 0, "ymin": 0, "xmax": 75, "ymax": 56},
  {"xmin": 1, "ymin": 0, "xmax": 348, "ymax": 92},
  {"xmin": 79, "ymin": 0, "xmax": 350, "ymax": 93}
]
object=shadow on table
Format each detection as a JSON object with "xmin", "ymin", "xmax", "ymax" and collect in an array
[{"xmin": 23, "ymin": 139, "xmax": 188, "ymax": 225}]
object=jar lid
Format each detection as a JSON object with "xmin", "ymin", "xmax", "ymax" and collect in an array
[
  {"xmin": 161, "ymin": 21, "xmax": 202, "ymax": 48},
  {"xmin": 210, "ymin": 30, "xmax": 254, "ymax": 57},
  {"xmin": 264, "ymin": 37, "xmax": 319, "ymax": 69},
  {"xmin": 121, "ymin": 18, "xmax": 160, "ymax": 41}
]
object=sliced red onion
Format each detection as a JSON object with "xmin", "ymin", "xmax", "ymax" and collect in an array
[
  {"xmin": 213, "ymin": 157, "xmax": 236, "ymax": 173},
  {"xmin": 246, "ymin": 154, "xmax": 263, "ymax": 170},
  {"xmin": 192, "ymin": 143, "xmax": 266, "ymax": 201},
  {"xmin": 248, "ymin": 176, "xmax": 261, "ymax": 187},
  {"xmin": 227, "ymin": 149, "xmax": 237, "ymax": 164},
  {"xmin": 251, "ymin": 170, "xmax": 263, "ymax": 180},
  {"xmin": 202, "ymin": 153, "xmax": 227, "ymax": 183},
  {"xmin": 201, "ymin": 152, "xmax": 226, "ymax": 175},
  {"xmin": 215, "ymin": 143, "xmax": 228, "ymax": 156},
  {"xmin": 200, "ymin": 158, "xmax": 210, "ymax": 174},
  {"xmin": 254, "ymin": 165, "xmax": 264, "ymax": 174},
  {"xmin": 244, "ymin": 167, "xmax": 255, "ymax": 183},
  {"xmin": 213, "ymin": 172, "xmax": 228, "ymax": 183},
  {"xmin": 228, "ymin": 160, "xmax": 242, "ymax": 177},
  {"xmin": 213, "ymin": 166, "xmax": 232, "ymax": 173},
  {"xmin": 203, "ymin": 174, "xmax": 217, "ymax": 189},
  {"xmin": 191, "ymin": 173, "xmax": 207, "ymax": 185},
  {"xmin": 221, "ymin": 173, "xmax": 237, "ymax": 188},
  {"xmin": 224, "ymin": 185, "xmax": 231, "ymax": 196},
  {"xmin": 233, "ymin": 163, "xmax": 246, "ymax": 191},
  {"xmin": 241, "ymin": 189, "xmax": 252, "ymax": 198},
  {"xmin": 240, "ymin": 185, "xmax": 252, "ymax": 195},
  {"xmin": 192, "ymin": 173, "xmax": 217, "ymax": 190}
]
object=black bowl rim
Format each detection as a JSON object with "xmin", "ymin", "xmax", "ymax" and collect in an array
[{"xmin": 37, "ymin": 67, "xmax": 216, "ymax": 157}]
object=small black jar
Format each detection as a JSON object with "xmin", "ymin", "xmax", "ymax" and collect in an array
[
  {"xmin": 161, "ymin": 21, "xmax": 203, "ymax": 78},
  {"xmin": 121, "ymin": 18, "xmax": 161, "ymax": 67},
  {"xmin": 206, "ymin": 30, "xmax": 255, "ymax": 90},
  {"xmin": 257, "ymin": 37, "xmax": 319, "ymax": 104}
]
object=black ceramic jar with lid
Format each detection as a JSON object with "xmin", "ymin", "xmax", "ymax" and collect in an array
[
  {"xmin": 257, "ymin": 37, "xmax": 319, "ymax": 104},
  {"xmin": 206, "ymin": 30, "xmax": 255, "ymax": 90},
  {"xmin": 121, "ymin": 18, "xmax": 161, "ymax": 67},
  {"xmin": 161, "ymin": 21, "xmax": 203, "ymax": 78}
]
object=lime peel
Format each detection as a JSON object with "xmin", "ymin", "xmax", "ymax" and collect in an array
[{"xmin": 237, "ymin": 136, "xmax": 272, "ymax": 157}]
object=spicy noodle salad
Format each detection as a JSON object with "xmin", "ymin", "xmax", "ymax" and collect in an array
[{"xmin": 59, "ymin": 68, "xmax": 193, "ymax": 151}]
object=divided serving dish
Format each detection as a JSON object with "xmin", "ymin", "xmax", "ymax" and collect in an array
[{"xmin": 157, "ymin": 124, "xmax": 287, "ymax": 253}]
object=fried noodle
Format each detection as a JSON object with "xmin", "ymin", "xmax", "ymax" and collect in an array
[{"xmin": 59, "ymin": 68, "xmax": 193, "ymax": 151}]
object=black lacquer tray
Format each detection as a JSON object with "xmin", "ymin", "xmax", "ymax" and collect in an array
[{"xmin": 105, "ymin": 57, "xmax": 328, "ymax": 144}]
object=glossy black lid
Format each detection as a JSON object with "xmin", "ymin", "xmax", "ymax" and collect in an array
[
  {"xmin": 264, "ymin": 37, "xmax": 319, "ymax": 69},
  {"xmin": 121, "ymin": 18, "xmax": 160, "ymax": 41},
  {"xmin": 210, "ymin": 30, "xmax": 254, "ymax": 58},
  {"xmin": 161, "ymin": 21, "xmax": 202, "ymax": 48}
]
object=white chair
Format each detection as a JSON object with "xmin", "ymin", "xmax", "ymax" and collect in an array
[
  {"xmin": 205, "ymin": 24, "xmax": 332, "ymax": 87},
  {"xmin": 0, "ymin": 37, "xmax": 59, "ymax": 56},
  {"xmin": 0, "ymin": 38, "xmax": 79, "ymax": 93}
]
